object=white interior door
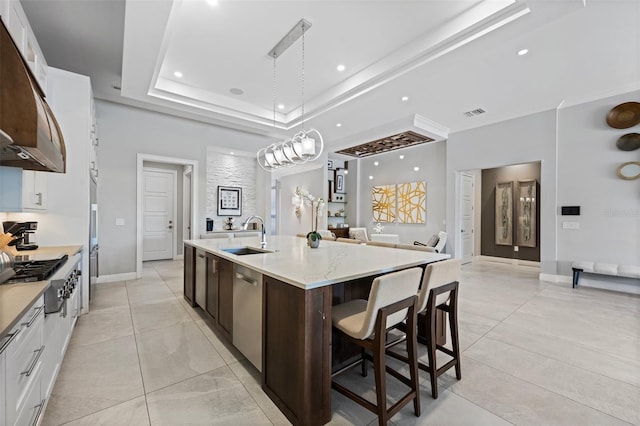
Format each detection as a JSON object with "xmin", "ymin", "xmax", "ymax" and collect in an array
[
  {"xmin": 143, "ymin": 168, "xmax": 176, "ymax": 261},
  {"xmin": 460, "ymin": 172, "xmax": 475, "ymax": 264}
]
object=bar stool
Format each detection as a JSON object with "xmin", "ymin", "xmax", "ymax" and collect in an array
[
  {"xmin": 388, "ymin": 259, "xmax": 462, "ymax": 399},
  {"xmin": 331, "ymin": 268, "xmax": 423, "ymax": 425}
]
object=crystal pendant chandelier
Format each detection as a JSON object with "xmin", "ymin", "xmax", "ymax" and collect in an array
[{"xmin": 257, "ymin": 19, "xmax": 323, "ymax": 171}]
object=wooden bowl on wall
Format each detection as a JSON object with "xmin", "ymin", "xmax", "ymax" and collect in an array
[
  {"xmin": 606, "ymin": 102, "xmax": 640, "ymax": 129},
  {"xmin": 616, "ymin": 133, "xmax": 640, "ymax": 151}
]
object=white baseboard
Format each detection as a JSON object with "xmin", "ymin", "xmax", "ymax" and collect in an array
[
  {"xmin": 96, "ymin": 272, "xmax": 137, "ymax": 283},
  {"xmin": 539, "ymin": 273, "xmax": 572, "ymax": 284},
  {"xmin": 478, "ymin": 255, "xmax": 540, "ymax": 268}
]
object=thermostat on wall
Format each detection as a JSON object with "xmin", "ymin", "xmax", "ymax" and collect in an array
[{"xmin": 561, "ymin": 206, "xmax": 580, "ymax": 216}]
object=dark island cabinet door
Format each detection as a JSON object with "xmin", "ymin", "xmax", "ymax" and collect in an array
[
  {"xmin": 216, "ymin": 256, "xmax": 234, "ymax": 340},
  {"xmin": 183, "ymin": 244, "xmax": 195, "ymax": 306}
]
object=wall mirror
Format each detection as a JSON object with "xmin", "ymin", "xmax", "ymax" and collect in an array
[{"xmin": 617, "ymin": 161, "xmax": 640, "ymax": 180}]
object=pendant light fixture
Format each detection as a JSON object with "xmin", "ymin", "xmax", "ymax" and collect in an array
[{"xmin": 257, "ymin": 19, "xmax": 323, "ymax": 171}]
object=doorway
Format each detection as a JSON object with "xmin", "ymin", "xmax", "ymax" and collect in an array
[
  {"xmin": 136, "ymin": 154, "xmax": 198, "ymax": 279},
  {"xmin": 459, "ymin": 172, "xmax": 475, "ymax": 264}
]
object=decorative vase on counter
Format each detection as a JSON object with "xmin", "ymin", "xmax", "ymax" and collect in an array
[{"xmin": 307, "ymin": 231, "xmax": 321, "ymax": 248}]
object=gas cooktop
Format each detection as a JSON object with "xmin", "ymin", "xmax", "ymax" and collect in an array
[{"xmin": 4, "ymin": 254, "xmax": 68, "ymax": 283}]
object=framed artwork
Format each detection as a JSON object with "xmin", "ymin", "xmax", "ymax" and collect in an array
[
  {"xmin": 516, "ymin": 179, "xmax": 537, "ymax": 247},
  {"xmin": 495, "ymin": 181, "xmax": 513, "ymax": 246},
  {"xmin": 217, "ymin": 186, "xmax": 242, "ymax": 216},
  {"xmin": 372, "ymin": 184, "xmax": 396, "ymax": 223},
  {"xmin": 397, "ymin": 181, "xmax": 426, "ymax": 224},
  {"xmin": 335, "ymin": 169, "xmax": 346, "ymax": 193}
]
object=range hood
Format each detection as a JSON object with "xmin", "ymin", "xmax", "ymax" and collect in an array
[{"xmin": 0, "ymin": 19, "xmax": 66, "ymax": 173}]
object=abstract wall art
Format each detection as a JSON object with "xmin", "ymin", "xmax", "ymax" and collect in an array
[
  {"xmin": 495, "ymin": 181, "xmax": 513, "ymax": 245},
  {"xmin": 516, "ymin": 179, "xmax": 536, "ymax": 247},
  {"xmin": 397, "ymin": 181, "xmax": 426, "ymax": 224},
  {"xmin": 372, "ymin": 184, "xmax": 396, "ymax": 223}
]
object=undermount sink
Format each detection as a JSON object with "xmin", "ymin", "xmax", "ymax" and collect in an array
[{"xmin": 221, "ymin": 247, "xmax": 274, "ymax": 256}]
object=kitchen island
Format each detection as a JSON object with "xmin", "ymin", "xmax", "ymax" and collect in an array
[{"xmin": 184, "ymin": 235, "xmax": 449, "ymax": 425}]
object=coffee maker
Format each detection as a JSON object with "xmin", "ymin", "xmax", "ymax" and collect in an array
[{"xmin": 2, "ymin": 221, "xmax": 39, "ymax": 251}]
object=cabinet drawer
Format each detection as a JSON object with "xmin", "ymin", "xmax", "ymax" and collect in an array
[
  {"xmin": 6, "ymin": 307, "xmax": 44, "ymax": 423},
  {"xmin": 13, "ymin": 372, "xmax": 44, "ymax": 426}
]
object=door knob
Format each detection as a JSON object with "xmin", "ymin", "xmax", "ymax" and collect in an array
[{"xmin": 168, "ymin": 225, "xmax": 173, "ymax": 229}]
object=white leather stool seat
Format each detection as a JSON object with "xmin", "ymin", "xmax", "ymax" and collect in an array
[
  {"xmin": 618, "ymin": 265, "xmax": 640, "ymax": 278},
  {"xmin": 572, "ymin": 261, "xmax": 594, "ymax": 272},
  {"xmin": 594, "ymin": 263, "xmax": 618, "ymax": 275}
]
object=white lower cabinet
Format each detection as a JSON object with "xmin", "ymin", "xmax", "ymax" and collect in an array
[{"xmin": 4, "ymin": 297, "xmax": 45, "ymax": 426}]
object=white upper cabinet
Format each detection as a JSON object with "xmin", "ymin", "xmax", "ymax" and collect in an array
[
  {"xmin": 0, "ymin": 0, "xmax": 48, "ymax": 94},
  {"xmin": 21, "ymin": 170, "xmax": 47, "ymax": 211}
]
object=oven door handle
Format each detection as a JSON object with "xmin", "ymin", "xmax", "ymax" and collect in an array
[{"xmin": 45, "ymin": 299, "xmax": 66, "ymax": 318}]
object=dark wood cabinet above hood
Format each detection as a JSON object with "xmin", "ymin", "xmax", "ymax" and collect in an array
[{"xmin": 0, "ymin": 18, "xmax": 66, "ymax": 173}]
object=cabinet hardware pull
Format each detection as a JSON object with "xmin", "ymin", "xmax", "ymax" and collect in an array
[
  {"xmin": 198, "ymin": 254, "xmax": 205, "ymax": 258},
  {"xmin": 0, "ymin": 329, "xmax": 20, "ymax": 354},
  {"xmin": 235, "ymin": 272, "xmax": 257, "ymax": 286},
  {"xmin": 21, "ymin": 345, "xmax": 45, "ymax": 376},
  {"xmin": 36, "ymin": 192, "xmax": 43, "ymax": 205},
  {"xmin": 22, "ymin": 305, "xmax": 44, "ymax": 328},
  {"xmin": 318, "ymin": 310, "xmax": 326, "ymax": 320},
  {"xmin": 31, "ymin": 399, "xmax": 46, "ymax": 426}
]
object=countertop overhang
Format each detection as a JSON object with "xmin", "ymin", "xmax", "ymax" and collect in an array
[{"xmin": 185, "ymin": 235, "xmax": 449, "ymax": 290}]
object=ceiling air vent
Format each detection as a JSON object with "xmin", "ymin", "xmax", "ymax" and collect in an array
[
  {"xmin": 336, "ymin": 131, "xmax": 435, "ymax": 158},
  {"xmin": 464, "ymin": 108, "xmax": 486, "ymax": 117}
]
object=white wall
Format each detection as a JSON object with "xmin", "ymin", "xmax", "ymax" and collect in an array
[
  {"xmin": 446, "ymin": 110, "xmax": 558, "ymax": 274},
  {"xmin": 278, "ymin": 166, "xmax": 326, "ymax": 236},
  {"xmin": 96, "ymin": 100, "xmax": 269, "ymax": 276},
  {"xmin": 353, "ymin": 141, "xmax": 447, "ymax": 245},
  {"xmin": 206, "ymin": 149, "xmax": 257, "ymax": 230},
  {"xmin": 556, "ymin": 91, "xmax": 640, "ymax": 275}
]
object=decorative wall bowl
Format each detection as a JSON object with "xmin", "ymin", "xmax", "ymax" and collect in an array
[
  {"xmin": 617, "ymin": 161, "xmax": 640, "ymax": 180},
  {"xmin": 606, "ymin": 102, "xmax": 640, "ymax": 129},
  {"xmin": 615, "ymin": 133, "xmax": 640, "ymax": 151}
]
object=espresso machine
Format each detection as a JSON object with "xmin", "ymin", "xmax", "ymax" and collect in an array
[{"xmin": 2, "ymin": 221, "xmax": 39, "ymax": 250}]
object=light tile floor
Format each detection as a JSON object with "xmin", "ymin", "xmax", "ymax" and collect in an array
[{"xmin": 42, "ymin": 260, "xmax": 640, "ymax": 425}]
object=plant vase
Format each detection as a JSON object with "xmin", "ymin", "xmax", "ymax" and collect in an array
[{"xmin": 307, "ymin": 231, "xmax": 321, "ymax": 249}]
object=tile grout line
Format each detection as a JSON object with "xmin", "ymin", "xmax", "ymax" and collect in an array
[{"xmin": 125, "ymin": 275, "xmax": 154, "ymax": 426}]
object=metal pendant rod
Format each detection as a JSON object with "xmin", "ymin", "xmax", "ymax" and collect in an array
[{"xmin": 268, "ymin": 18, "xmax": 312, "ymax": 59}]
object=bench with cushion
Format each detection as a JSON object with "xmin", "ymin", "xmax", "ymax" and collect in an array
[{"xmin": 571, "ymin": 261, "xmax": 640, "ymax": 288}]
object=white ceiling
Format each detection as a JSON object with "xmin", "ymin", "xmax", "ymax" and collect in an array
[{"xmin": 21, "ymin": 0, "xmax": 640, "ymax": 155}]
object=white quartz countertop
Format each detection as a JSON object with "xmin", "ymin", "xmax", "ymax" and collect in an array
[{"xmin": 185, "ymin": 235, "xmax": 449, "ymax": 290}]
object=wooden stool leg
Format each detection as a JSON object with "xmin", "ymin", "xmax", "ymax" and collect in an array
[
  {"xmin": 449, "ymin": 291, "xmax": 462, "ymax": 380},
  {"xmin": 373, "ymin": 332, "xmax": 388, "ymax": 425},
  {"xmin": 426, "ymin": 302, "xmax": 438, "ymax": 399},
  {"xmin": 406, "ymin": 307, "xmax": 421, "ymax": 417}
]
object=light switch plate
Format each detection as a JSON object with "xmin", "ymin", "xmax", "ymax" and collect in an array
[{"xmin": 562, "ymin": 221, "xmax": 579, "ymax": 229}]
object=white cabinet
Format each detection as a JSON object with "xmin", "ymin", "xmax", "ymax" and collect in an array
[
  {"xmin": 0, "ymin": 0, "xmax": 47, "ymax": 93},
  {"xmin": 3, "ymin": 296, "xmax": 45, "ymax": 426},
  {"xmin": 89, "ymin": 96, "xmax": 99, "ymax": 179},
  {"xmin": 21, "ymin": 170, "xmax": 47, "ymax": 211}
]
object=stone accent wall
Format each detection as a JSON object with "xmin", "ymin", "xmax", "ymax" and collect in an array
[{"xmin": 206, "ymin": 149, "xmax": 256, "ymax": 229}]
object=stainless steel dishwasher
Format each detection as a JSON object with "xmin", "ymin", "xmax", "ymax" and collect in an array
[{"xmin": 232, "ymin": 264, "xmax": 263, "ymax": 371}]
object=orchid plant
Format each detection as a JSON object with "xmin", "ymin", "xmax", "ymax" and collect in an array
[{"xmin": 295, "ymin": 187, "xmax": 325, "ymax": 242}]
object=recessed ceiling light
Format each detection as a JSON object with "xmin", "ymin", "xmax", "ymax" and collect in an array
[
  {"xmin": 206, "ymin": 0, "xmax": 218, "ymax": 6},
  {"xmin": 229, "ymin": 88, "xmax": 244, "ymax": 95},
  {"xmin": 399, "ymin": 155, "xmax": 404, "ymax": 160},
  {"xmin": 401, "ymin": 96, "xmax": 409, "ymax": 101},
  {"xmin": 230, "ymin": 152, "xmax": 234, "ymax": 155},
  {"xmin": 277, "ymin": 104, "xmax": 285, "ymax": 110},
  {"xmin": 336, "ymin": 64, "xmax": 346, "ymax": 72},
  {"xmin": 413, "ymin": 166, "xmax": 420, "ymax": 171},
  {"xmin": 517, "ymin": 48, "xmax": 529, "ymax": 56},
  {"xmin": 374, "ymin": 161, "xmax": 379, "ymax": 166},
  {"xmin": 344, "ymin": 170, "xmax": 349, "ymax": 174},
  {"xmin": 336, "ymin": 123, "xmax": 342, "ymax": 127},
  {"xmin": 173, "ymin": 71, "xmax": 183, "ymax": 78},
  {"xmin": 369, "ymin": 175, "xmax": 373, "ymax": 180}
]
